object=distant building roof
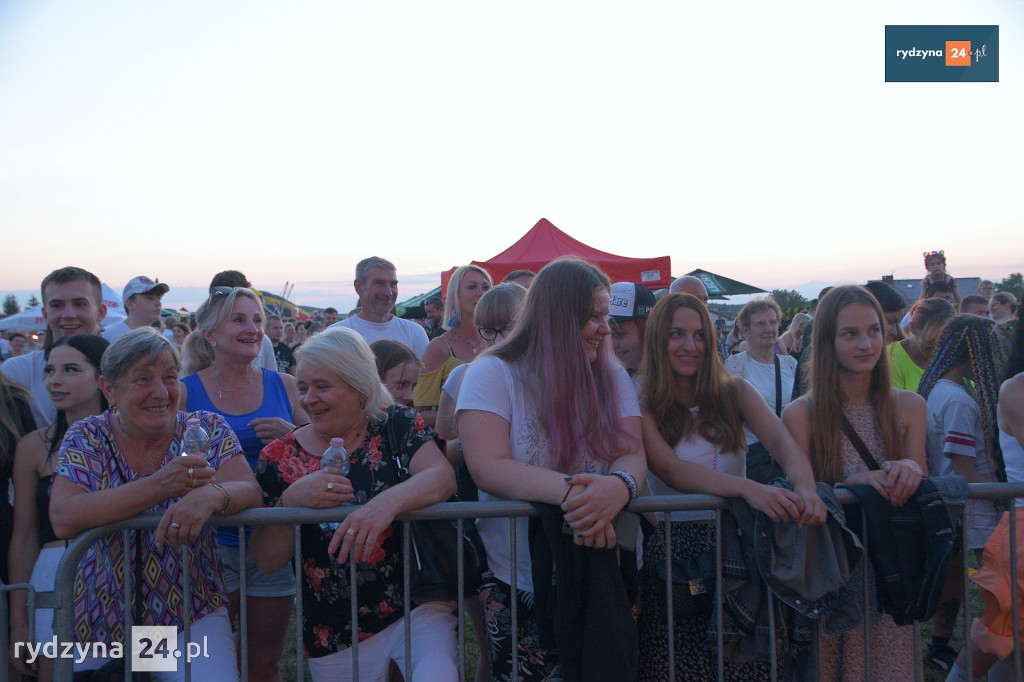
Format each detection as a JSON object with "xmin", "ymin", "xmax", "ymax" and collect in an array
[{"xmin": 882, "ymin": 276, "xmax": 982, "ymax": 303}]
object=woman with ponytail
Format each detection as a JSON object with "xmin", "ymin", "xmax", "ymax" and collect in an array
[
  {"xmin": 888, "ymin": 297, "xmax": 956, "ymax": 392},
  {"xmin": 413, "ymin": 265, "xmax": 492, "ymax": 426},
  {"xmin": 179, "ymin": 286, "xmax": 307, "ymax": 682},
  {"xmin": 917, "ymin": 315, "xmax": 1004, "ymax": 672}
]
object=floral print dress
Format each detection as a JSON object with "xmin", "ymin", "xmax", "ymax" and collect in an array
[{"xmin": 255, "ymin": 405, "xmax": 435, "ymax": 659}]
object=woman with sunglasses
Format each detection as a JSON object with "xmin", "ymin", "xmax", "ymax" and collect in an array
[
  {"xmin": 179, "ymin": 286, "xmax": 308, "ymax": 682},
  {"xmin": 413, "ymin": 265, "xmax": 493, "ymax": 426}
]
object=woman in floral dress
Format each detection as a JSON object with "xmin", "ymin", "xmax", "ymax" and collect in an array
[
  {"xmin": 250, "ymin": 328, "xmax": 458, "ymax": 682},
  {"xmin": 784, "ymin": 285, "xmax": 927, "ymax": 681}
]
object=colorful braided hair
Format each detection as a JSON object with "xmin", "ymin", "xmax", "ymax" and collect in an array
[{"xmin": 919, "ymin": 315, "xmax": 1005, "ymax": 481}]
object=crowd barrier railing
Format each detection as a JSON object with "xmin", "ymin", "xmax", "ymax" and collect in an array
[{"xmin": 2, "ymin": 481, "xmax": 1020, "ymax": 682}]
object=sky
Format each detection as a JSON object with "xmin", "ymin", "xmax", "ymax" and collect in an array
[{"xmin": 1, "ymin": 0, "xmax": 1021, "ymax": 313}]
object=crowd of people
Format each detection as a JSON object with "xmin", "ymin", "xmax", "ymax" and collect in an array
[{"xmin": 0, "ymin": 251, "xmax": 1021, "ymax": 682}]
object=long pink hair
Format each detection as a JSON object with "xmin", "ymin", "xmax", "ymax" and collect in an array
[{"xmin": 489, "ymin": 257, "xmax": 632, "ymax": 473}]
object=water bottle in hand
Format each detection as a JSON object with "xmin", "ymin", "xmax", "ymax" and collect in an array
[
  {"xmin": 320, "ymin": 438, "xmax": 349, "ymax": 530},
  {"xmin": 182, "ymin": 418, "xmax": 210, "ymax": 458},
  {"xmin": 320, "ymin": 438, "xmax": 349, "ymax": 476}
]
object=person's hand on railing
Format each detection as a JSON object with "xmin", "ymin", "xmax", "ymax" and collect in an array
[
  {"xmin": 279, "ymin": 470, "xmax": 355, "ymax": 509},
  {"xmin": 561, "ymin": 473, "xmax": 630, "ymax": 548},
  {"xmin": 881, "ymin": 459, "xmax": 923, "ymax": 507},
  {"xmin": 741, "ymin": 479, "xmax": 805, "ymax": 524},
  {"xmin": 793, "ymin": 484, "xmax": 827, "ymax": 527},
  {"xmin": 327, "ymin": 498, "xmax": 396, "ymax": 564},
  {"xmin": 248, "ymin": 416, "xmax": 296, "ymax": 445}
]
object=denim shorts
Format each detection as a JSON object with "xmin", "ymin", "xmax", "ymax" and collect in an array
[{"xmin": 218, "ymin": 544, "xmax": 296, "ymax": 597}]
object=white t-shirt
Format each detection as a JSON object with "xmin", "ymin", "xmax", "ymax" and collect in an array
[
  {"xmin": 925, "ymin": 379, "xmax": 994, "ymax": 480},
  {"xmin": 647, "ymin": 406, "xmax": 746, "ymax": 522},
  {"xmin": 999, "ymin": 373, "xmax": 1024, "ymax": 509},
  {"xmin": 0, "ymin": 351, "xmax": 51, "ymax": 427},
  {"xmin": 331, "ymin": 315, "xmax": 429, "ymax": 358},
  {"xmin": 724, "ymin": 352, "xmax": 797, "ymax": 445},
  {"xmin": 100, "ymin": 320, "xmax": 132, "ymax": 342},
  {"xmin": 456, "ymin": 355, "xmax": 641, "ymax": 592},
  {"xmin": 256, "ymin": 335, "xmax": 276, "ymax": 372},
  {"xmin": 441, "ymin": 363, "xmax": 469, "ymax": 401}
]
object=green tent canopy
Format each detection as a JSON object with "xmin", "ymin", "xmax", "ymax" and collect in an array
[{"xmin": 395, "ymin": 286, "xmax": 442, "ymax": 319}]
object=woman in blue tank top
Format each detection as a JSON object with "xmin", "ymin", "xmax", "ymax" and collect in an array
[{"xmin": 179, "ymin": 286, "xmax": 307, "ymax": 682}]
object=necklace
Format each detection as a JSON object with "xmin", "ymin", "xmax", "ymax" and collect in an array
[
  {"xmin": 211, "ymin": 366, "xmax": 257, "ymax": 399},
  {"xmin": 311, "ymin": 419, "xmax": 368, "ymax": 450},
  {"xmin": 449, "ymin": 328, "xmax": 481, "ymax": 355},
  {"xmin": 116, "ymin": 414, "xmax": 168, "ymax": 473}
]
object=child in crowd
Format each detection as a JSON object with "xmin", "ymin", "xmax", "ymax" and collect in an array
[{"xmin": 920, "ymin": 250, "xmax": 962, "ymax": 307}]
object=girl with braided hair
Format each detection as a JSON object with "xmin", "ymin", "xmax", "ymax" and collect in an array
[{"xmin": 918, "ymin": 314, "xmax": 1004, "ymax": 672}]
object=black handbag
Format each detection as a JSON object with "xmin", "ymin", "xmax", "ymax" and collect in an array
[
  {"xmin": 385, "ymin": 414, "xmax": 487, "ymax": 602},
  {"xmin": 654, "ymin": 549, "xmax": 717, "ymax": 619}
]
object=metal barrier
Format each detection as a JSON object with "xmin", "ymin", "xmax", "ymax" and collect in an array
[{"xmin": 3, "ymin": 482, "xmax": 1021, "ymax": 681}]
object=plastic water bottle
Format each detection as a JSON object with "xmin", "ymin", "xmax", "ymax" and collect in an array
[
  {"xmin": 182, "ymin": 418, "xmax": 210, "ymax": 458},
  {"xmin": 320, "ymin": 438, "xmax": 349, "ymax": 476},
  {"xmin": 320, "ymin": 438, "xmax": 349, "ymax": 531}
]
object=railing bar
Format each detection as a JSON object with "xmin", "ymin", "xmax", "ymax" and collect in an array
[
  {"xmin": 122, "ymin": 529, "xmax": 133, "ymax": 681},
  {"xmin": 664, "ymin": 517, "xmax": 674, "ymax": 682},
  {"xmin": 238, "ymin": 529, "xmax": 247, "ymax": 682},
  {"xmin": 861, "ymin": 506, "xmax": 871, "ymax": 681},
  {"xmin": 912, "ymin": 620, "xmax": 922, "ymax": 682},
  {"xmin": 1010, "ymin": 500, "xmax": 1021, "ymax": 682},
  {"xmin": 294, "ymin": 525, "xmax": 304, "ymax": 681},
  {"xmin": 403, "ymin": 521, "xmax": 412, "ymax": 682},
  {"xmin": 350, "ymin": 541, "xmax": 359, "ymax": 682},
  {"xmin": 715, "ymin": 512, "xmax": 724, "ymax": 682},
  {"xmin": 767, "ymin": 588, "xmax": 777, "ymax": 682},
  {"xmin": 510, "ymin": 516, "xmax": 518, "ymax": 682},
  {"xmin": 961, "ymin": 504, "xmax": 971, "ymax": 680},
  {"xmin": 457, "ymin": 517, "xmax": 466, "ymax": 682},
  {"xmin": 182, "ymin": 543, "xmax": 192, "ymax": 682}
]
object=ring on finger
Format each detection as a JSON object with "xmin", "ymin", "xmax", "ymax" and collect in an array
[
  {"xmin": 326, "ymin": 482, "xmax": 334, "ymax": 491},
  {"xmin": 191, "ymin": 477, "xmax": 197, "ymax": 489},
  {"xmin": 170, "ymin": 522, "xmax": 181, "ymax": 529},
  {"xmin": 346, "ymin": 528, "xmax": 356, "ymax": 536},
  {"xmin": 188, "ymin": 466, "xmax": 195, "ymax": 478}
]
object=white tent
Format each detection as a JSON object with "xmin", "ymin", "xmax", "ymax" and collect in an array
[{"xmin": 0, "ymin": 306, "xmax": 45, "ymax": 332}]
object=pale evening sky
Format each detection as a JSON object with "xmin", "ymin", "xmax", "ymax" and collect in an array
[{"xmin": 1, "ymin": 0, "xmax": 1021, "ymax": 312}]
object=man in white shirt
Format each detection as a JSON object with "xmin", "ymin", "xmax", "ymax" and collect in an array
[
  {"xmin": 330, "ymin": 257, "xmax": 429, "ymax": 358},
  {"xmin": 102, "ymin": 276, "xmax": 169, "ymax": 341},
  {"xmin": 1, "ymin": 266, "xmax": 107, "ymax": 427}
]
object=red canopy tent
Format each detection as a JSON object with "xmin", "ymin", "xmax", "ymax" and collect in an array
[{"xmin": 441, "ymin": 218, "xmax": 671, "ymax": 295}]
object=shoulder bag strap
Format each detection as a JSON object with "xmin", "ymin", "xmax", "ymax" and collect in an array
[
  {"xmin": 841, "ymin": 415, "xmax": 881, "ymax": 471},
  {"xmin": 773, "ymin": 354, "xmax": 782, "ymax": 417},
  {"xmin": 385, "ymin": 409, "xmax": 410, "ymax": 482}
]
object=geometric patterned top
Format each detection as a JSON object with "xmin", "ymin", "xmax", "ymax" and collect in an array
[{"xmin": 56, "ymin": 410, "xmax": 243, "ymax": 645}]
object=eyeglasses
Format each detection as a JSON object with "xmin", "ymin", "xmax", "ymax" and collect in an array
[{"xmin": 477, "ymin": 326, "xmax": 508, "ymax": 342}]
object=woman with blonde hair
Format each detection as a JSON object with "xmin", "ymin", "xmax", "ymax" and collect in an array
[
  {"xmin": 778, "ymin": 311, "xmax": 810, "ymax": 358},
  {"xmin": 414, "ymin": 265, "xmax": 492, "ymax": 426},
  {"xmin": 783, "ymin": 285, "xmax": 926, "ymax": 680},
  {"xmin": 179, "ymin": 286, "xmax": 307, "ymax": 682}
]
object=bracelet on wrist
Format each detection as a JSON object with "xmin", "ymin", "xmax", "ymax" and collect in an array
[
  {"xmin": 609, "ymin": 469, "xmax": 638, "ymax": 504},
  {"xmin": 210, "ymin": 483, "xmax": 231, "ymax": 515}
]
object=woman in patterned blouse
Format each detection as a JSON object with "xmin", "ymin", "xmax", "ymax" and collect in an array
[
  {"xmin": 250, "ymin": 327, "xmax": 458, "ymax": 682},
  {"xmin": 50, "ymin": 327, "xmax": 263, "ymax": 680}
]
